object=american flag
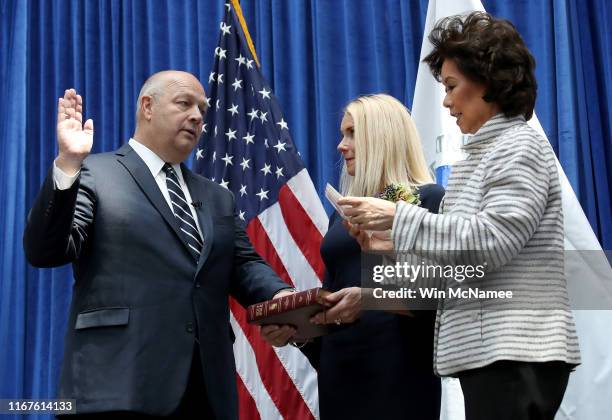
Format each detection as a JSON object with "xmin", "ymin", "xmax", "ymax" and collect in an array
[{"xmin": 194, "ymin": 2, "xmax": 326, "ymax": 419}]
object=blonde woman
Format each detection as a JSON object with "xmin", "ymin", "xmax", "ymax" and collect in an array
[{"xmin": 308, "ymin": 94, "xmax": 444, "ymax": 419}]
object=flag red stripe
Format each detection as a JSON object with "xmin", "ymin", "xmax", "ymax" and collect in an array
[
  {"xmin": 231, "ymin": 300, "xmax": 315, "ymax": 420},
  {"xmin": 236, "ymin": 372, "xmax": 261, "ymax": 420},
  {"xmin": 246, "ymin": 217, "xmax": 294, "ymax": 287},
  {"xmin": 238, "ymin": 218, "xmax": 315, "ymax": 419},
  {"xmin": 278, "ymin": 185, "xmax": 326, "ymax": 282}
]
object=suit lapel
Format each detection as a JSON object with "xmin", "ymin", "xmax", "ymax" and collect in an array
[
  {"xmin": 116, "ymin": 144, "xmax": 186, "ymax": 250},
  {"xmin": 182, "ymin": 164, "xmax": 213, "ymax": 273}
]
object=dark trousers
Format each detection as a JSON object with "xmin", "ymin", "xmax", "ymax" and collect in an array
[
  {"xmin": 458, "ymin": 361, "xmax": 573, "ymax": 420},
  {"xmin": 59, "ymin": 344, "xmax": 214, "ymax": 419}
]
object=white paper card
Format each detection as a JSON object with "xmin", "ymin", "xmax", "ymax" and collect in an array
[{"xmin": 324, "ymin": 183, "xmax": 348, "ymax": 219}]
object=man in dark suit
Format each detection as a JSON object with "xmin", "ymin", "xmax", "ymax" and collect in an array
[{"xmin": 24, "ymin": 70, "xmax": 296, "ymax": 419}]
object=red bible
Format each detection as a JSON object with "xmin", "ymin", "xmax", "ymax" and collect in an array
[{"xmin": 247, "ymin": 288, "xmax": 332, "ymax": 340}]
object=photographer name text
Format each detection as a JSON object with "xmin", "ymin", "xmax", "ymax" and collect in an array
[{"xmin": 373, "ymin": 287, "xmax": 513, "ymax": 300}]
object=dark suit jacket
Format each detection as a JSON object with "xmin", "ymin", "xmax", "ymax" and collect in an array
[{"xmin": 24, "ymin": 144, "xmax": 287, "ymax": 419}]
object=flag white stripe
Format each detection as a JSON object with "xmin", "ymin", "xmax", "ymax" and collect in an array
[
  {"xmin": 286, "ymin": 169, "xmax": 328, "ymax": 237},
  {"xmin": 258, "ymin": 203, "xmax": 321, "ymax": 290},
  {"xmin": 273, "ymin": 345, "xmax": 320, "ymax": 418},
  {"xmin": 230, "ymin": 313, "xmax": 283, "ymax": 420},
  {"xmin": 257, "ymin": 201, "xmax": 321, "ymax": 417}
]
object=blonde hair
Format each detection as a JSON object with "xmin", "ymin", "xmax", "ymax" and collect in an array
[{"xmin": 340, "ymin": 94, "xmax": 433, "ymax": 197}]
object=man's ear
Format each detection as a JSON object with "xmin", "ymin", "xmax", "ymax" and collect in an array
[{"xmin": 141, "ymin": 96, "xmax": 154, "ymax": 121}]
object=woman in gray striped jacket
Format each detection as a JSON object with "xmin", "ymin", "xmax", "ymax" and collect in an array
[{"xmin": 336, "ymin": 12, "xmax": 580, "ymax": 420}]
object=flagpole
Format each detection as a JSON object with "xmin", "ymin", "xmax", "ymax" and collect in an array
[{"xmin": 230, "ymin": 0, "xmax": 261, "ymax": 67}]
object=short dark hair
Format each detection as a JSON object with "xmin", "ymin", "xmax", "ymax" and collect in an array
[{"xmin": 423, "ymin": 12, "xmax": 537, "ymax": 120}]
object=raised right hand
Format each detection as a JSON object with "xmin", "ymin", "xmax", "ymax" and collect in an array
[{"xmin": 55, "ymin": 88, "xmax": 94, "ymax": 175}]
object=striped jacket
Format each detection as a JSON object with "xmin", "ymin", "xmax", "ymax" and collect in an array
[{"xmin": 392, "ymin": 114, "xmax": 581, "ymax": 376}]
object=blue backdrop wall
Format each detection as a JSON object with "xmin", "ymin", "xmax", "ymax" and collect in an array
[{"xmin": 1, "ymin": 0, "xmax": 610, "ymax": 417}]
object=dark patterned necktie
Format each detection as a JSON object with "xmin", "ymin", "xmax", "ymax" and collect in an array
[{"xmin": 163, "ymin": 163, "xmax": 203, "ymax": 260}]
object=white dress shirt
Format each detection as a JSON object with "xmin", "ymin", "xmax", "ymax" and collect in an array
[{"xmin": 53, "ymin": 138, "xmax": 203, "ymax": 235}]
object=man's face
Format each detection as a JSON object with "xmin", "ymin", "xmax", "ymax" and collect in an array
[{"xmin": 148, "ymin": 73, "xmax": 207, "ymax": 163}]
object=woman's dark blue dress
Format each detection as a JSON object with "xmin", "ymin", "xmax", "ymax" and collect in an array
[{"xmin": 313, "ymin": 184, "xmax": 445, "ymax": 420}]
